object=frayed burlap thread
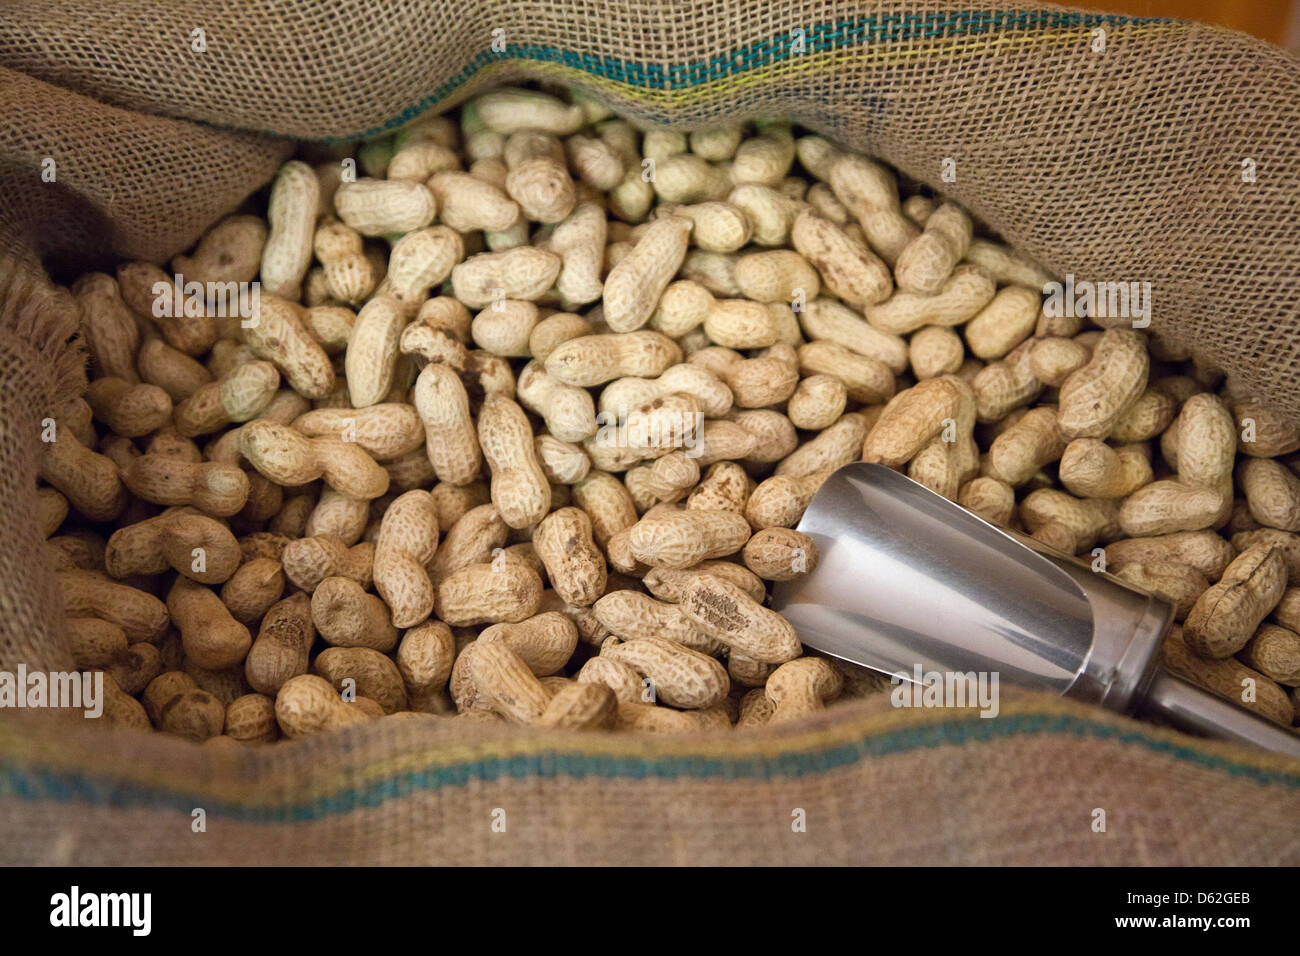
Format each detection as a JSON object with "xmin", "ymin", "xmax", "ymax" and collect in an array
[{"xmin": 0, "ymin": 260, "xmax": 83, "ymax": 676}]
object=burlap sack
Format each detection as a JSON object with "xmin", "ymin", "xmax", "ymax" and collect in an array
[{"xmin": 0, "ymin": 0, "xmax": 1296, "ymax": 865}]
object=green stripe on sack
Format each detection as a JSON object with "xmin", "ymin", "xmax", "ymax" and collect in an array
[
  {"xmin": 0, "ymin": 712, "xmax": 1292, "ymax": 824},
  {"xmin": 332, "ymin": 9, "xmax": 1175, "ymax": 141}
]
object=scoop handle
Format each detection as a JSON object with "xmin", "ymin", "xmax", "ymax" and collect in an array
[{"xmin": 1137, "ymin": 670, "xmax": 1300, "ymax": 758}]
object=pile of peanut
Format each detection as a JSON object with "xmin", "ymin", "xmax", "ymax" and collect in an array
[{"xmin": 39, "ymin": 86, "xmax": 1300, "ymax": 743}]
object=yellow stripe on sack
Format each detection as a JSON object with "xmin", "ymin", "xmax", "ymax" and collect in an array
[
  {"xmin": 424, "ymin": 22, "xmax": 1186, "ymax": 119},
  {"xmin": 2, "ymin": 690, "xmax": 1293, "ymax": 813},
  {"xmin": 0, "ymin": 697, "xmax": 962, "ymax": 799}
]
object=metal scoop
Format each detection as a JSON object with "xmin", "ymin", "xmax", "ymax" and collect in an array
[{"xmin": 770, "ymin": 462, "xmax": 1300, "ymax": 757}]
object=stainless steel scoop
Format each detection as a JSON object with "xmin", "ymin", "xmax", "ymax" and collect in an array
[{"xmin": 770, "ymin": 462, "xmax": 1300, "ymax": 757}]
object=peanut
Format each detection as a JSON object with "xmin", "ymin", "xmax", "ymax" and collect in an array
[
  {"xmin": 450, "ymin": 246, "xmax": 561, "ymax": 309},
  {"xmin": 1233, "ymin": 530, "xmax": 1300, "ymax": 583},
  {"xmin": 1113, "ymin": 563, "xmax": 1209, "ymax": 620},
  {"xmin": 435, "ymin": 561, "xmax": 543, "ymax": 626},
  {"xmin": 790, "ymin": 208, "xmax": 892, "ymax": 307},
  {"xmin": 39, "ymin": 428, "xmax": 128, "ymax": 522},
  {"xmin": 742, "ymin": 528, "xmax": 819, "ymax": 581},
  {"xmin": 986, "ymin": 407, "xmax": 1069, "ymax": 487},
  {"xmin": 84, "ymin": 378, "xmax": 172, "ymax": 437},
  {"xmin": 427, "ymin": 503, "xmax": 507, "ymax": 585},
  {"xmin": 1163, "ymin": 627, "xmax": 1293, "ymax": 727},
  {"xmin": 344, "ymin": 295, "xmax": 409, "ymax": 408},
  {"xmin": 167, "ymin": 576, "xmax": 252, "ymax": 669},
  {"xmin": 243, "ymin": 295, "xmax": 335, "ymax": 399},
  {"xmin": 972, "ymin": 338, "xmax": 1043, "ymax": 422},
  {"xmin": 152, "ymin": 676, "xmax": 226, "ymax": 741},
  {"xmin": 1234, "ymin": 398, "xmax": 1300, "ymax": 458},
  {"xmin": 106, "ymin": 510, "xmax": 241, "ymax": 584},
  {"xmin": 313, "ymin": 218, "xmax": 374, "ymax": 305},
  {"xmin": 137, "ymin": 338, "xmax": 213, "ymax": 401},
  {"xmin": 894, "ymin": 203, "xmax": 971, "ymax": 295},
  {"xmin": 36, "ymin": 488, "xmax": 67, "ymax": 540},
  {"xmin": 962, "ymin": 239, "xmax": 1054, "ymax": 289},
  {"xmin": 765, "ymin": 657, "xmax": 842, "ymax": 724},
  {"xmin": 334, "ymin": 178, "xmax": 436, "ymax": 236},
  {"xmin": 311, "ymin": 577, "xmax": 399, "ymax": 651},
  {"xmin": 787, "ymin": 375, "xmax": 848, "ymax": 431},
  {"xmin": 478, "ymin": 395, "xmax": 551, "ymax": 529},
  {"xmin": 1021, "ymin": 490, "xmax": 1119, "ymax": 554},
  {"xmin": 397, "ymin": 619, "xmax": 456, "ymax": 709},
  {"xmin": 626, "ymin": 508, "xmax": 750, "ymax": 569},
  {"xmin": 546, "ymin": 331, "xmax": 682, "ymax": 387},
  {"xmin": 964, "ymin": 286, "xmax": 1040, "ymax": 360},
  {"xmin": 1057, "ymin": 329, "xmax": 1149, "ymax": 439},
  {"xmin": 72, "ymin": 274, "xmax": 141, "ymax": 383},
  {"xmin": 799, "ymin": 297, "xmax": 908, "ymax": 373},
  {"xmin": 778, "ymin": 412, "xmax": 869, "ymax": 477},
  {"xmin": 245, "ymin": 593, "xmax": 314, "ymax": 695},
  {"xmin": 516, "ymin": 361, "xmax": 598, "ymax": 442},
  {"xmin": 240, "ymin": 419, "xmax": 389, "ymax": 500},
  {"xmin": 274, "ymin": 674, "xmax": 373, "ymax": 738},
  {"xmin": 572, "ymin": 471, "xmax": 639, "ymax": 547},
  {"xmin": 122, "ymin": 455, "xmax": 249, "ymax": 517},
  {"xmin": 863, "ymin": 376, "xmax": 965, "ymax": 466},
  {"xmin": 863, "ymin": 265, "xmax": 995, "ymax": 335},
  {"xmin": 67, "ymin": 617, "xmax": 128, "ymax": 669},
  {"xmin": 1183, "ymin": 545, "xmax": 1287, "ymax": 658},
  {"xmin": 600, "ymin": 363, "xmax": 732, "ymax": 421},
  {"xmin": 225, "ymin": 693, "xmax": 280, "ymax": 744},
  {"xmin": 1239, "ymin": 623, "xmax": 1300, "ymax": 685},
  {"xmin": 292, "ymin": 404, "xmax": 424, "ymax": 461},
  {"xmin": 958, "ymin": 476, "xmax": 1016, "ymax": 527},
  {"xmin": 220, "ymin": 557, "xmax": 285, "ymax": 623},
  {"xmin": 678, "ymin": 573, "xmax": 801, "ymax": 664},
  {"xmin": 603, "ymin": 215, "xmax": 693, "ymax": 333},
  {"xmin": 261, "ymin": 161, "xmax": 320, "ymax": 299},
  {"xmin": 60, "ymin": 570, "xmax": 168, "ymax": 643},
  {"xmin": 727, "ymin": 184, "xmax": 803, "ymax": 246},
  {"xmin": 281, "ymin": 534, "xmax": 370, "ymax": 591},
  {"xmin": 476, "ymin": 613, "xmax": 580, "ymax": 677},
  {"xmin": 797, "ymin": 340, "xmax": 894, "ymax": 404},
  {"xmin": 603, "ymin": 637, "xmax": 729, "ymax": 709},
  {"xmin": 537, "ymin": 682, "xmax": 617, "ymax": 729},
  {"xmin": 532, "ymin": 507, "xmax": 606, "ymax": 606},
  {"xmin": 313, "ymin": 646, "xmax": 407, "ymax": 714},
  {"xmin": 1238, "ymin": 458, "xmax": 1300, "ymax": 532},
  {"xmin": 371, "ymin": 490, "xmax": 440, "ymax": 627},
  {"xmin": 1119, "ymin": 394, "xmax": 1234, "ymax": 536},
  {"xmin": 412, "ymin": 361, "xmax": 482, "ymax": 484},
  {"xmin": 1122, "ymin": 388, "xmax": 1183, "ymax": 442},
  {"xmin": 592, "ymin": 589, "xmax": 723, "ymax": 655},
  {"xmin": 465, "ymin": 641, "xmax": 552, "ymax": 724},
  {"xmin": 175, "ymin": 360, "xmax": 280, "ymax": 437},
  {"xmin": 428, "ymin": 171, "xmax": 519, "ymax": 232},
  {"xmin": 744, "ymin": 469, "xmax": 831, "ymax": 530},
  {"xmin": 827, "ymin": 154, "xmax": 917, "ymax": 264}
]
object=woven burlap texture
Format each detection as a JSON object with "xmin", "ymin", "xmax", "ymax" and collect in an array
[
  {"xmin": 2, "ymin": 692, "xmax": 1297, "ymax": 866},
  {"xmin": 3, "ymin": 0, "xmax": 1298, "ymax": 413},
  {"xmin": 0, "ymin": 0, "xmax": 1297, "ymax": 865}
]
